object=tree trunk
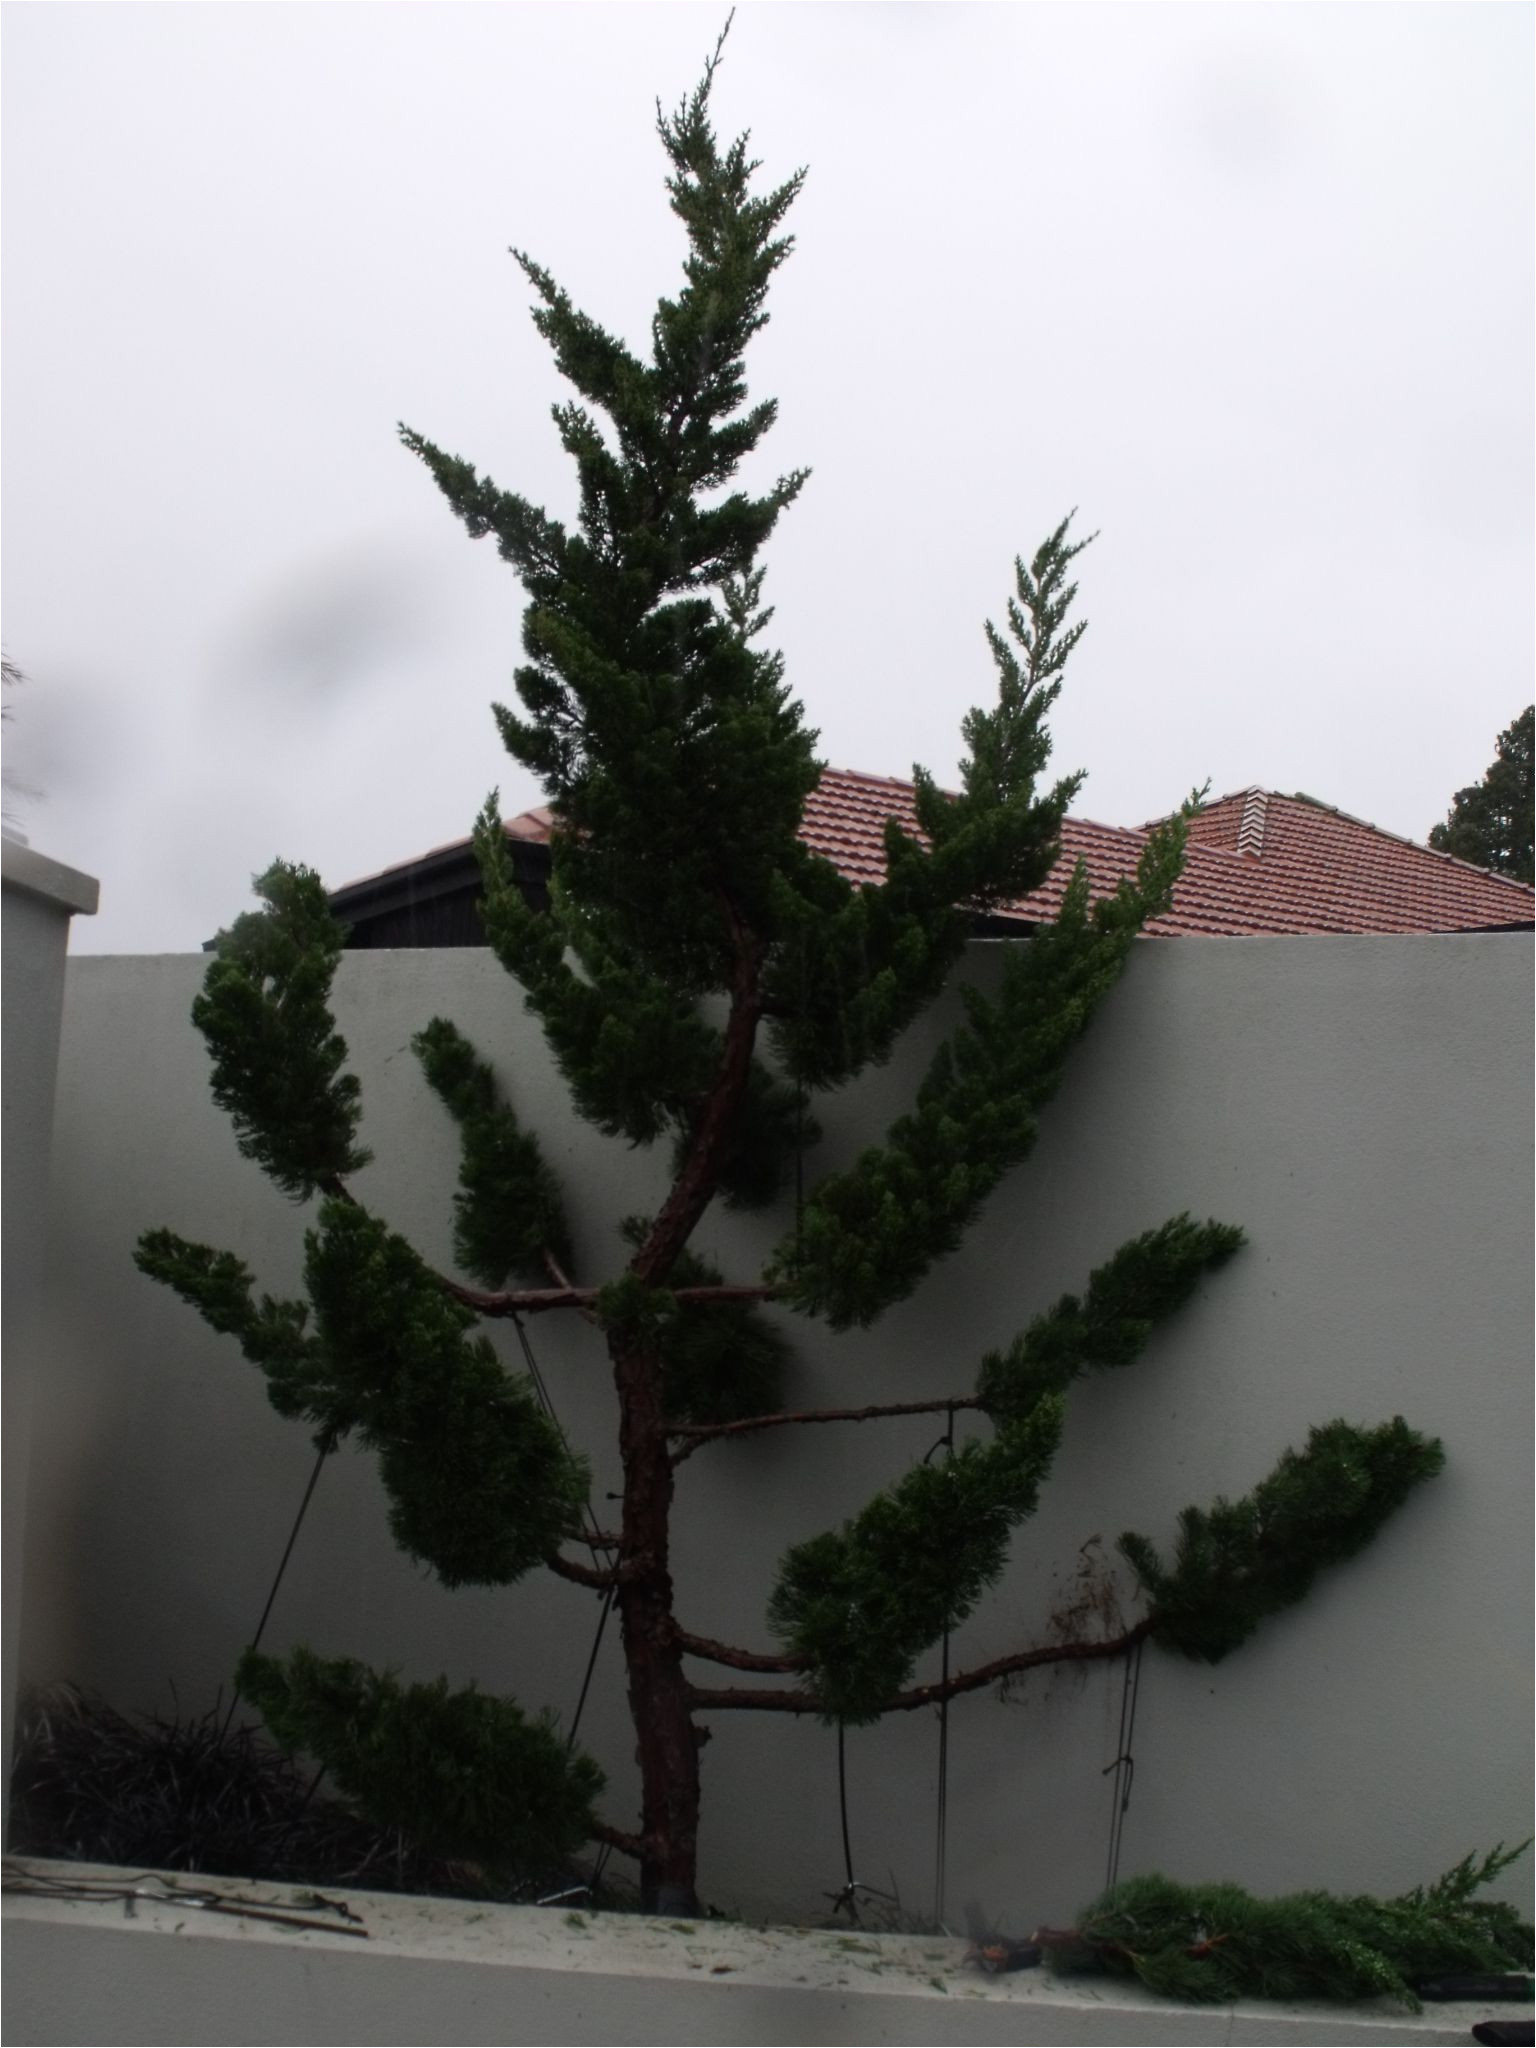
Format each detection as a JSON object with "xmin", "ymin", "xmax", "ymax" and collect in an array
[
  {"xmin": 607, "ymin": 946, "xmax": 763, "ymax": 1911},
  {"xmin": 611, "ymin": 1331, "xmax": 702, "ymax": 1913}
]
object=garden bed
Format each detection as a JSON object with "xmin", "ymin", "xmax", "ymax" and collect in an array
[{"xmin": 3, "ymin": 1857, "xmax": 1512, "ymax": 2048}]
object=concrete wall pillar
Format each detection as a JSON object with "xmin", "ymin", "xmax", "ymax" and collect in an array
[{"xmin": 2, "ymin": 839, "xmax": 98, "ymax": 1812}]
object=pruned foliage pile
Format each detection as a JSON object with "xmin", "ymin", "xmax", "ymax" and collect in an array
[{"xmin": 1048, "ymin": 1848, "xmax": 1533, "ymax": 2010}]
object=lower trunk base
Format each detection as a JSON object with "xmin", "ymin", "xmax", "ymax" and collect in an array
[{"xmin": 645, "ymin": 1879, "xmax": 703, "ymax": 1917}]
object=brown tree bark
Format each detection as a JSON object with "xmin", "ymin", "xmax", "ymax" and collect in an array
[{"xmin": 609, "ymin": 1328, "xmax": 704, "ymax": 1912}]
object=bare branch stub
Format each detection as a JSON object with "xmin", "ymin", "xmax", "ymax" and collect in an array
[{"xmin": 546, "ymin": 1553, "xmax": 621, "ymax": 1592}]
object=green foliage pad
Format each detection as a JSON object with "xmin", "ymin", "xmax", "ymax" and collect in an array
[
  {"xmin": 194, "ymin": 863, "xmax": 369, "ymax": 1200},
  {"xmin": 239, "ymin": 1648, "xmax": 604, "ymax": 1879},
  {"xmin": 1121, "ymin": 1417, "xmax": 1446, "ymax": 1661},
  {"xmin": 303, "ymin": 1202, "xmax": 589, "ymax": 1586},
  {"xmin": 977, "ymin": 1215, "xmax": 1246, "ymax": 1423},
  {"xmin": 769, "ymin": 1401, "xmax": 1064, "ymax": 1723},
  {"xmin": 412, "ymin": 1017, "xmax": 571, "ymax": 1287}
]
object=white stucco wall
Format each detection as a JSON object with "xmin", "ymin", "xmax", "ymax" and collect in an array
[
  {"xmin": 2, "ymin": 840, "xmax": 98, "ymax": 1804},
  {"xmin": 16, "ymin": 934, "xmax": 1533, "ymax": 1929}
]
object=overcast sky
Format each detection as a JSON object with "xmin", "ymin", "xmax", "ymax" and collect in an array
[{"xmin": 4, "ymin": 2, "xmax": 1531, "ymax": 953}]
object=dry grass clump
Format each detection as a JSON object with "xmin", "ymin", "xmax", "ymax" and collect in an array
[{"xmin": 6, "ymin": 1683, "xmax": 589, "ymax": 1905}]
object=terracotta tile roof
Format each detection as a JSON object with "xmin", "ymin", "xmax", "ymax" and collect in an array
[
  {"xmin": 336, "ymin": 771, "xmax": 1533, "ymax": 938},
  {"xmin": 780, "ymin": 770, "xmax": 1532, "ymax": 936}
]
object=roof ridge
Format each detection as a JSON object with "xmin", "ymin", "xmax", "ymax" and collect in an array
[
  {"xmin": 1140, "ymin": 784, "xmax": 1263, "ymax": 831},
  {"xmin": 815, "ymin": 764, "xmax": 924, "ymax": 791}
]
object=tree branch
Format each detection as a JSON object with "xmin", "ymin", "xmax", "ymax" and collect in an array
[
  {"xmin": 675, "ymin": 1630, "xmax": 805, "ymax": 1674},
  {"xmin": 670, "ymin": 1395, "xmax": 982, "ymax": 1461},
  {"xmin": 451, "ymin": 1282, "xmax": 599, "ymax": 1316},
  {"xmin": 684, "ymin": 1619, "xmax": 1156, "ymax": 1714},
  {"xmin": 315, "ymin": 1176, "xmax": 631, "ymax": 1323},
  {"xmin": 545, "ymin": 1552, "xmax": 620, "ymax": 1591},
  {"xmin": 433, "ymin": 1281, "xmax": 779, "ymax": 1319},
  {"xmin": 544, "ymin": 1249, "xmax": 578, "ymax": 1291},
  {"xmin": 671, "ymin": 1285, "xmax": 777, "ymax": 1305}
]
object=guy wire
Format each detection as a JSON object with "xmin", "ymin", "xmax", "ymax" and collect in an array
[
  {"xmin": 838, "ymin": 1719, "xmax": 857, "ymax": 1903},
  {"xmin": 512, "ymin": 1311, "xmax": 616, "ymax": 1559},
  {"xmin": 931, "ymin": 1403, "xmax": 956, "ymax": 1928},
  {"xmin": 513, "ymin": 1305, "xmax": 621, "ymax": 1902},
  {"xmin": 221, "ymin": 1427, "xmax": 337, "ymax": 1738},
  {"xmin": 1102, "ymin": 1635, "xmax": 1145, "ymax": 1893}
]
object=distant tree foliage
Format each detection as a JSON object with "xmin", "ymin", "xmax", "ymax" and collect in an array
[
  {"xmin": 2, "ymin": 652, "xmax": 42, "ymax": 840},
  {"xmin": 1428, "ymin": 707, "xmax": 1534, "ymax": 884}
]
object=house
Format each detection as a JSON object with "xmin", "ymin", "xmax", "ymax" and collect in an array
[{"xmin": 325, "ymin": 768, "xmax": 1536, "ymax": 944}]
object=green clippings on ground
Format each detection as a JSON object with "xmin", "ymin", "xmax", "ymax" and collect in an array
[
  {"xmin": 928, "ymin": 1976, "xmax": 948, "ymax": 1993},
  {"xmin": 1058, "ymin": 1850, "xmax": 1533, "ymax": 2012},
  {"xmin": 835, "ymin": 1936, "xmax": 880, "ymax": 1952},
  {"xmin": 564, "ymin": 1911, "xmax": 587, "ymax": 1930},
  {"xmin": 668, "ymin": 1920, "xmax": 696, "ymax": 1933}
]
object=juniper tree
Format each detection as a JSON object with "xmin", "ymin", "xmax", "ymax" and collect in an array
[{"xmin": 137, "ymin": 33, "xmax": 1444, "ymax": 1914}]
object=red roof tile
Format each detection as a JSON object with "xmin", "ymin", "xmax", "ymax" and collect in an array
[{"xmin": 339, "ymin": 771, "xmax": 1534, "ymax": 937}]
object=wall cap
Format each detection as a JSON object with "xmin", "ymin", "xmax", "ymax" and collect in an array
[
  {"xmin": 2, "ymin": 838, "xmax": 99, "ymax": 917},
  {"xmin": 0, "ymin": 1860, "xmax": 1498, "ymax": 2046}
]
